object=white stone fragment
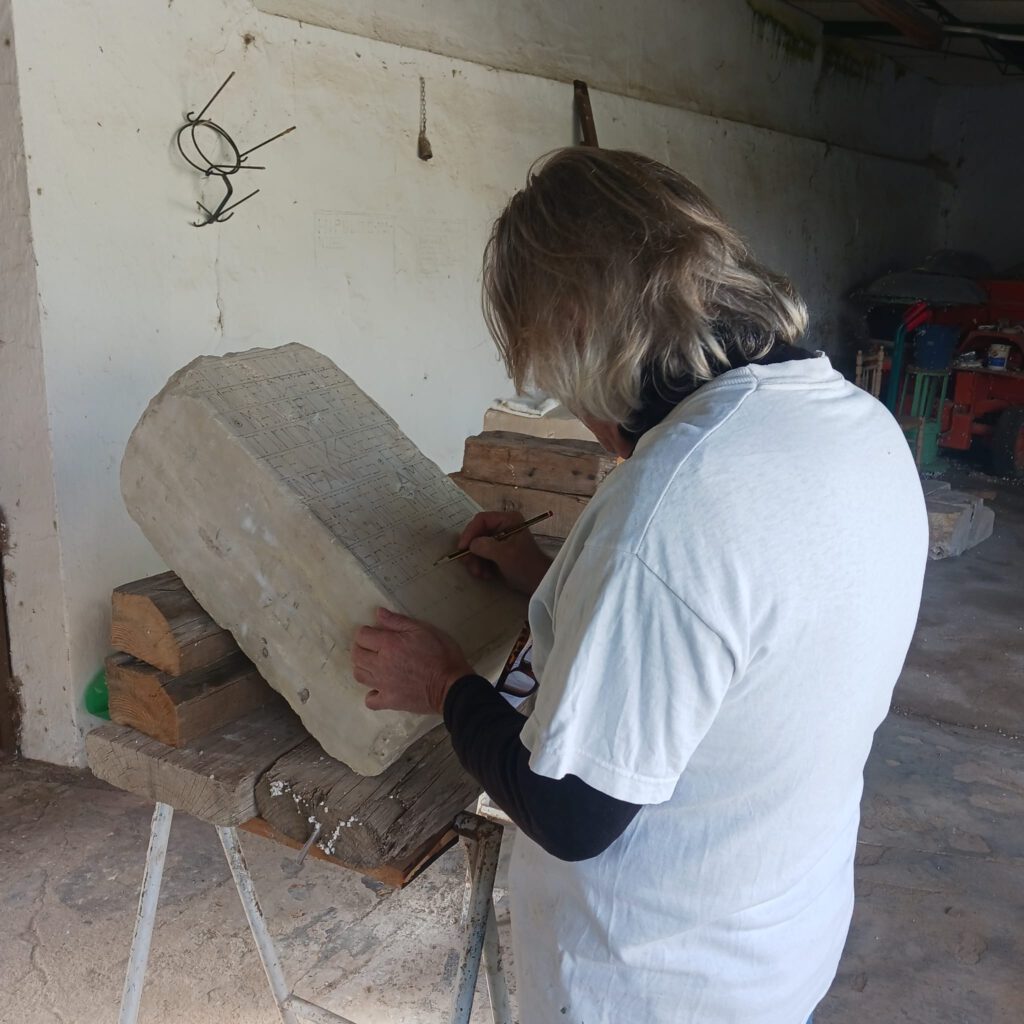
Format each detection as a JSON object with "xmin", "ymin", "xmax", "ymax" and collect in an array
[
  {"xmin": 121, "ymin": 344, "xmax": 526, "ymax": 774},
  {"xmin": 926, "ymin": 488, "xmax": 995, "ymax": 560}
]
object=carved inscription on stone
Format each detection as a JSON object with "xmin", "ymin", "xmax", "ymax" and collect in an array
[{"xmin": 122, "ymin": 345, "xmax": 525, "ymax": 774}]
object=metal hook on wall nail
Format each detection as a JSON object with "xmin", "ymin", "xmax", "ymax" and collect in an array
[{"xmin": 175, "ymin": 72, "xmax": 296, "ymax": 226}]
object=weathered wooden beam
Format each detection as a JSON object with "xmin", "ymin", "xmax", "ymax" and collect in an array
[
  {"xmin": 239, "ymin": 817, "xmax": 458, "ymax": 890},
  {"xmin": 853, "ymin": 0, "xmax": 942, "ymax": 48},
  {"xmin": 461, "ymin": 431, "xmax": 616, "ymax": 498},
  {"xmin": 255, "ymin": 725, "xmax": 480, "ymax": 873},
  {"xmin": 106, "ymin": 651, "xmax": 275, "ymax": 747},
  {"xmin": 111, "ymin": 571, "xmax": 238, "ymax": 676},
  {"xmin": 451, "ymin": 474, "xmax": 588, "ymax": 539},
  {"xmin": 86, "ymin": 705, "xmax": 307, "ymax": 826}
]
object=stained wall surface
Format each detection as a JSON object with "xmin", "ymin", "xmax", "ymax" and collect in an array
[{"xmin": 933, "ymin": 83, "xmax": 1024, "ymax": 272}]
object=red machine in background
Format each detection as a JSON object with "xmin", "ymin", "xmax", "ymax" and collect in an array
[
  {"xmin": 934, "ymin": 279, "xmax": 1024, "ymax": 477},
  {"xmin": 941, "ymin": 329, "xmax": 1024, "ymax": 476}
]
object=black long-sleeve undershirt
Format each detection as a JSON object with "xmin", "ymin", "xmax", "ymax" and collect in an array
[{"xmin": 443, "ymin": 674, "xmax": 642, "ymax": 862}]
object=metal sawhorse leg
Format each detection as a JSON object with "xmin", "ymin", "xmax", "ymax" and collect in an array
[{"xmin": 118, "ymin": 804, "xmax": 509, "ymax": 1024}]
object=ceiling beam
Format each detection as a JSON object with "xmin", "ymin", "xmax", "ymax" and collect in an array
[
  {"xmin": 822, "ymin": 21, "xmax": 906, "ymax": 39},
  {"xmin": 852, "ymin": 0, "xmax": 943, "ymax": 48},
  {"xmin": 824, "ymin": 21, "xmax": 1024, "ymax": 40},
  {"xmin": 917, "ymin": 0, "xmax": 1024, "ymax": 73}
]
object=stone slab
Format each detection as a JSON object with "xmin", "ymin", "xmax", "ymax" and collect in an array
[
  {"xmin": 966, "ymin": 502, "xmax": 995, "ymax": 548},
  {"xmin": 121, "ymin": 344, "xmax": 526, "ymax": 775},
  {"xmin": 926, "ymin": 488, "xmax": 994, "ymax": 559}
]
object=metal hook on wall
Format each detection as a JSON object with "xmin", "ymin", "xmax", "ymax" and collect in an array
[{"xmin": 175, "ymin": 72, "xmax": 296, "ymax": 226}]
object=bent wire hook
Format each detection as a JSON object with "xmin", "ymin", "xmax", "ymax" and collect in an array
[{"xmin": 175, "ymin": 72, "xmax": 296, "ymax": 226}]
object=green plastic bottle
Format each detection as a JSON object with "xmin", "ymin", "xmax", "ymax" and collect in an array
[{"xmin": 84, "ymin": 667, "xmax": 110, "ymax": 720}]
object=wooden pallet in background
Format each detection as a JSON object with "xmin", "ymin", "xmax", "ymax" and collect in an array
[
  {"xmin": 461, "ymin": 430, "xmax": 616, "ymax": 496},
  {"xmin": 454, "ymin": 430, "xmax": 617, "ymax": 539}
]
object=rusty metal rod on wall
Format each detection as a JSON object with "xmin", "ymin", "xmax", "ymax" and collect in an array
[{"xmin": 573, "ymin": 80, "xmax": 599, "ymax": 147}]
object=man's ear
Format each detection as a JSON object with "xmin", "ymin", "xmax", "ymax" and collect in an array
[
  {"xmin": 581, "ymin": 417, "xmax": 634, "ymax": 459},
  {"xmin": 612, "ymin": 426, "xmax": 637, "ymax": 460}
]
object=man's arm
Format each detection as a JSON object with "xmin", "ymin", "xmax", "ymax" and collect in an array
[{"xmin": 444, "ymin": 675, "xmax": 641, "ymax": 862}]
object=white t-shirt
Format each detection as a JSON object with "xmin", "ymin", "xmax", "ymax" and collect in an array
[{"xmin": 511, "ymin": 355, "xmax": 928, "ymax": 1024}]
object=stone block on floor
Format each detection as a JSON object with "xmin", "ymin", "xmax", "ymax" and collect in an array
[{"xmin": 926, "ymin": 487, "xmax": 994, "ymax": 559}]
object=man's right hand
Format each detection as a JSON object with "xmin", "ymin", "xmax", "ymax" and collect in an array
[{"xmin": 458, "ymin": 510, "xmax": 553, "ymax": 596}]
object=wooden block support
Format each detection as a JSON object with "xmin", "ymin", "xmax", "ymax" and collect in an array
[
  {"xmin": 255, "ymin": 725, "xmax": 480, "ymax": 872},
  {"xmin": 461, "ymin": 431, "xmax": 616, "ymax": 497},
  {"xmin": 239, "ymin": 817, "xmax": 458, "ymax": 890},
  {"xmin": 451, "ymin": 474, "xmax": 588, "ymax": 540},
  {"xmin": 111, "ymin": 571, "xmax": 238, "ymax": 676},
  {"xmin": 86, "ymin": 705, "xmax": 308, "ymax": 826},
  {"xmin": 106, "ymin": 651, "xmax": 276, "ymax": 747}
]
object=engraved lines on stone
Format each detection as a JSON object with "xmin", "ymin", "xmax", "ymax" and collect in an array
[
  {"xmin": 392, "ymin": 567, "xmax": 516, "ymax": 642},
  {"xmin": 346, "ymin": 489, "xmax": 470, "ymax": 591},
  {"xmin": 183, "ymin": 350, "xmax": 347, "ymax": 399},
  {"xmin": 183, "ymin": 352, "xmax": 473, "ymax": 591}
]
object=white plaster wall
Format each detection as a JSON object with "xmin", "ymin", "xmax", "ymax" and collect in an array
[
  {"xmin": 257, "ymin": 0, "xmax": 938, "ymax": 162},
  {"xmin": 934, "ymin": 84, "xmax": 1024, "ymax": 272},
  {"xmin": 0, "ymin": 1, "xmax": 77, "ymax": 762},
  {"xmin": 7, "ymin": 0, "xmax": 945, "ymax": 763}
]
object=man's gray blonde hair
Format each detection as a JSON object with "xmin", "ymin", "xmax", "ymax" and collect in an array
[{"xmin": 482, "ymin": 148, "xmax": 809, "ymax": 425}]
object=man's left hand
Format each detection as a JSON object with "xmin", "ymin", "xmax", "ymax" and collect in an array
[{"xmin": 351, "ymin": 608, "xmax": 474, "ymax": 715}]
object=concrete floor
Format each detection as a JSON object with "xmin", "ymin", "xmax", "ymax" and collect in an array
[{"xmin": 1, "ymin": 472, "xmax": 1022, "ymax": 1024}]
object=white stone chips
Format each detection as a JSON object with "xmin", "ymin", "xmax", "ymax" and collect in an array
[{"xmin": 121, "ymin": 344, "xmax": 525, "ymax": 775}]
